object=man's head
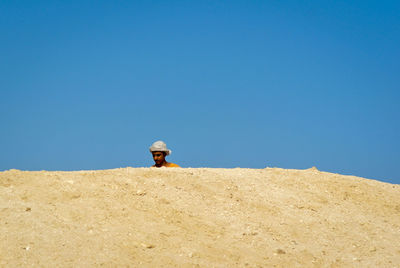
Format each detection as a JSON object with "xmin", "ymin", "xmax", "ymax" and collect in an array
[
  {"xmin": 152, "ymin": 151, "xmax": 167, "ymax": 167},
  {"xmin": 149, "ymin": 141, "xmax": 171, "ymax": 167}
]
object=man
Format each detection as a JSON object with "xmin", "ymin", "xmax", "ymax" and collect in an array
[{"xmin": 149, "ymin": 141, "xmax": 180, "ymax": 168}]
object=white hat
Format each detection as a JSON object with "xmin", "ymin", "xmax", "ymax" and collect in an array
[{"xmin": 149, "ymin": 141, "xmax": 171, "ymax": 155}]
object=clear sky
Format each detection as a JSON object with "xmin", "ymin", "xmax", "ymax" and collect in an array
[{"xmin": 1, "ymin": 1, "xmax": 399, "ymax": 184}]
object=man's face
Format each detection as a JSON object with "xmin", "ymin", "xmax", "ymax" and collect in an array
[{"xmin": 152, "ymin": 151, "xmax": 166, "ymax": 166}]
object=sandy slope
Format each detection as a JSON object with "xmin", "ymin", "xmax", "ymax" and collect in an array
[{"xmin": 0, "ymin": 167, "xmax": 399, "ymax": 267}]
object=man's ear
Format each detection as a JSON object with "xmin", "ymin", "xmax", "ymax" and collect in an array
[{"xmin": 163, "ymin": 152, "xmax": 167, "ymax": 156}]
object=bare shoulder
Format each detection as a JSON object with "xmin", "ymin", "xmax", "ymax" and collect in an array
[{"xmin": 167, "ymin": 163, "xmax": 180, "ymax": 167}]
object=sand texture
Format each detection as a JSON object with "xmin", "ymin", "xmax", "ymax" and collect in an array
[{"xmin": 0, "ymin": 167, "xmax": 399, "ymax": 267}]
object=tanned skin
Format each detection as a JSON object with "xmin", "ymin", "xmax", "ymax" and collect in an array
[{"xmin": 152, "ymin": 151, "xmax": 168, "ymax": 167}]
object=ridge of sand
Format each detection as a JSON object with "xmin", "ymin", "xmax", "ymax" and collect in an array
[{"xmin": 1, "ymin": 167, "xmax": 399, "ymax": 267}]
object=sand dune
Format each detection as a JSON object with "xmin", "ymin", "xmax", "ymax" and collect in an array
[{"xmin": 1, "ymin": 167, "xmax": 399, "ymax": 267}]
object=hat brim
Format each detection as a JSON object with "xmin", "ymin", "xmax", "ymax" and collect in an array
[{"xmin": 150, "ymin": 149, "xmax": 171, "ymax": 156}]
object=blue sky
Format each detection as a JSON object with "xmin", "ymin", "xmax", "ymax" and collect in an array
[{"xmin": 1, "ymin": 0, "xmax": 399, "ymax": 184}]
